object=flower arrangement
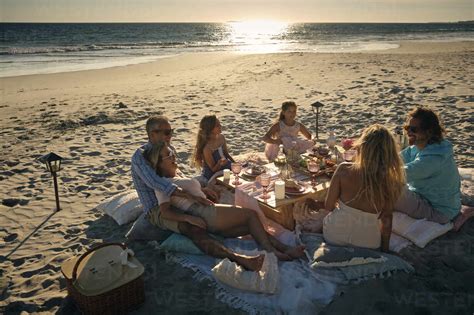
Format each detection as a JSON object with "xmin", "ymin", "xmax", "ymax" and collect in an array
[{"xmin": 341, "ymin": 138, "xmax": 355, "ymax": 150}]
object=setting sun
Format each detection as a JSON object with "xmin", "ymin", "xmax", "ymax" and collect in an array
[{"xmin": 228, "ymin": 20, "xmax": 289, "ymax": 53}]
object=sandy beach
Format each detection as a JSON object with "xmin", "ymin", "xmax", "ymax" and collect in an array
[{"xmin": 1, "ymin": 41, "xmax": 473, "ymax": 314}]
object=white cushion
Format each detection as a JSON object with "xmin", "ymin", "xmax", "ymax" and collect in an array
[
  {"xmin": 212, "ymin": 251, "xmax": 279, "ymax": 294},
  {"xmin": 392, "ymin": 212, "xmax": 453, "ymax": 248},
  {"xmin": 96, "ymin": 190, "xmax": 143, "ymax": 225}
]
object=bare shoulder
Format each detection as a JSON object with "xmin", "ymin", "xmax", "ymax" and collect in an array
[
  {"xmin": 270, "ymin": 122, "xmax": 280, "ymax": 131},
  {"xmin": 334, "ymin": 162, "xmax": 353, "ymax": 177},
  {"xmin": 219, "ymin": 134, "xmax": 226, "ymax": 144},
  {"xmin": 203, "ymin": 142, "xmax": 213, "ymax": 153}
]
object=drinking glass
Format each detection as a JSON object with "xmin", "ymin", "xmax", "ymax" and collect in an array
[
  {"xmin": 231, "ymin": 162, "xmax": 242, "ymax": 185},
  {"xmin": 343, "ymin": 149, "xmax": 356, "ymax": 162},
  {"xmin": 307, "ymin": 160, "xmax": 320, "ymax": 187},
  {"xmin": 259, "ymin": 173, "xmax": 271, "ymax": 200}
]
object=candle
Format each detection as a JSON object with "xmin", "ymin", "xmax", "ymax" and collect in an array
[
  {"xmin": 223, "ymin": 169, "xmax": 231, "ymax": 180},
  {"xmin": 275, "ymin": 180, "xmax": 285, "ymax": 199}
]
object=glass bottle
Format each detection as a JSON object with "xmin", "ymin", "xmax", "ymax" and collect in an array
[
  {"xmin": 274, "ymin": 144, "xmax": 287, "ymax": 178},
  {"xmin": 327, "ymin": 129, "xmax": 336, "ymax": 149}
]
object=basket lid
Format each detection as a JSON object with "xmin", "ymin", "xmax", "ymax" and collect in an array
[{"xmin": 61, "ymin": 244, "xmax": 144, "ymax": 296}]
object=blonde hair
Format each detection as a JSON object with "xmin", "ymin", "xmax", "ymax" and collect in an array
[
  {"xmin": 143, "ymin": 141, "xmax": 167, "ymax": 176},
  {"xmin": 351, "ymin": 124, "xmax": 405, "ymax": 214},
  {"xmin": 192, "ymin": 115, "xmax": 218, "ymax": 169}
]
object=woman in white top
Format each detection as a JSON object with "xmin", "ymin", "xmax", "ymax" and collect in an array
[
  {"xmin": 144, "ymin": 141, "xmax": 305, "ymax": 271},
  {"xmin": 308, "ymin": 124, "xmax": 406, "ymax": 251},
  {"xmin": 263, "ymin": 101, "xmax": 314, "ymax": 161}
]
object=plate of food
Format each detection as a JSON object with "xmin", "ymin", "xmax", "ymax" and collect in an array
[
  {"xmin": 243, "ymin": 165, "xmax": 266, "ymax": 177},
  {"xmin": 317, "ymin": 146, "xmax": 330, "ymax": 157},
  {"xmin": 284, "ymin": 179, "xmax": 308, "ymax": 195}
]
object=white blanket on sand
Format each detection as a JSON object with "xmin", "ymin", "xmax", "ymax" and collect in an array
[{"xmin": 158, "ymin": 183, "xmax": 413, "ymax": 314}]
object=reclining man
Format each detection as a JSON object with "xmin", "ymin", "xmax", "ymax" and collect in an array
[{"xmin": 132, "ymin": 116, "xmax": 304, "ymax": 271}]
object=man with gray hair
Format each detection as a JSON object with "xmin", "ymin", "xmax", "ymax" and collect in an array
[{"xmin": 132, "ymin": 115, "xmax": 216, "ymax": 218}]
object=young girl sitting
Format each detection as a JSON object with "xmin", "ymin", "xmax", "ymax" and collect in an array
[
  {"xmin": 262, "ymin": 101, "xmax": 314, "ymax": 161},
  {"xmin": 144, "ymin": 141, "xmax": 305, "ymax": 270},
  {"xmin": 193, "ymin": 115, "xmax": 235, "ymax": 180}
]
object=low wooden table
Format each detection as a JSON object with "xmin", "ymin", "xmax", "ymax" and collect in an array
[{"xmin": 216, "ymin": 163, "xmax": 331, "ymax": 230}]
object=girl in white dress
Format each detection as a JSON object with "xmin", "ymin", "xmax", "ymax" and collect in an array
[{"xmin": 262, "ymin": 101, "xmax": 314, "ymax": 161}]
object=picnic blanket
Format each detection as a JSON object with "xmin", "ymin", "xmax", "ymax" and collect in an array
[
  {"xmin": 157, "ymin": 183, "xmax": 414, "ymax": 314},
  {"xmin": 159, "ymin": 227, "xmax": 414, "ymax": 314},
  {"xmin": 159, "ymin": 238, "xmax": 337, "ymax": 315}
]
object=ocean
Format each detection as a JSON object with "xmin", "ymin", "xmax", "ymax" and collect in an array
[{"xmin": 1, "ymin": 22, "xmax": 473, "ymax": 77}]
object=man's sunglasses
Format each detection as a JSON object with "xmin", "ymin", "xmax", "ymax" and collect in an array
[
  {"xmin": 403, "ymin": 125, "xmax": 419, "ymax": 133},
  {"xmin": 152, "ymin": 129, "xmax": 174, "ymax": 136}
]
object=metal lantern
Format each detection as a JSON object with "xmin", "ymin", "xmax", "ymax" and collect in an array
[
  {"xmin": 311, "ymin": 101, "xmax": 324, "ymax": 139},
  {"xmin": 38, "ymin": 152, "xmax": 63, "ymax": 211}
]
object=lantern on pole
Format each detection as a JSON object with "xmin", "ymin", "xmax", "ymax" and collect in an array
[
  {"xmin": 38, "ymin": 152, "xmax": 63, "ymax": 212},
  {"xmin": 311, "ymin": 101, "xmax": 324, "ymax": 139}
]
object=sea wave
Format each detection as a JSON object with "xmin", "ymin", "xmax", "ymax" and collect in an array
[{"xmin": 0, "ymin": 41, "xmax": 241, "ymax": 55}]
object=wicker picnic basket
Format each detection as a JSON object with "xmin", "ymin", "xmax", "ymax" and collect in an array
[{"xmin": 61, "ymin": 242, "xmax": 145, "ymax": 315}]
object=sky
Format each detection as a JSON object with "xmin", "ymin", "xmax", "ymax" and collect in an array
[{"xmin": 1, "ymin": 0, "xmax": 473, "ymax": 23}]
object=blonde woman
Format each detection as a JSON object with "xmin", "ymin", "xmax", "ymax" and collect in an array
[
  {"xmin": 308, "ymin": 124, "xmax": 405, "ymax": 252},
  {"xmin": 144, "ymin": 141, "xmax": 305, "ymax": 271}
]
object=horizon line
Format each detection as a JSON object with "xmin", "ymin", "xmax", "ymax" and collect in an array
[{"xmin": 1, "ymin": 20, "xmax": 472, "ymax": 24}]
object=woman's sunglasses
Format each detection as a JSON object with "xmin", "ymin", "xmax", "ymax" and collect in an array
[
  {"xmin": 162, "ymin": 147, "xmax": 176, "ymax": 161},
  {"xmin": 153, "ymin": 129, "xmax": 174, "ymax": 136},
  {"xmin": 403, "ymin": 125, "xmax": 419, "ymax": 133}
]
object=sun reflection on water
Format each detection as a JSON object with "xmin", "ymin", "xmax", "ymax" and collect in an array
[{"xmin": 227, "ymin": 20, "xmax": 289, "ymax": 53}]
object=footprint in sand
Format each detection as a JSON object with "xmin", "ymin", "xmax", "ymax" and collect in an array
[
  {"xmin": 83, "ymin": 151, "xmax": 101, "ymax": 157},
  {"xmin": 2, "ymin": 199, "xmax": 29, "ymax": 207},
  {"xmin": 12, "ymin": 257, "xmax": 26, "ymax": 267},
  {"xmin": 41, "ymin": 279, "xmax": 55, "ymax": 290},
  {"xmin": 4, "ymin": 233, "xmax": 18, "ymax": 242}
]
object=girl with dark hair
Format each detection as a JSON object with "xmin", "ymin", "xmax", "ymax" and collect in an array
[{"xmin": 262, "ymin": 101, "xmax": 314, "ymax": 161}]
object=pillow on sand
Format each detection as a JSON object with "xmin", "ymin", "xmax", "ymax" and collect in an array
[
  {"xmin": 310, "ymin": 243, "xmax": 386, "ymax": 268},
  {"xmin": 300, "ymin": 233, "xmax": 414, "ymax": 281},
  {"xmin": 158, "ymin": 233, "xmax": 203, "ymax": 255},
  {"xmin": 212, "ymin": 251, "xmax": 279, "ymax": 294},
  {"xmin": 125, "ymin": 212, "xmax": 172, "ymax": 242},
  {"xmin": 96, "ymin": 190, "xmax": 143, "ymax": 225},
  {"xmin": 392, "ymin": 212, "xmax": 453, "ymax": 248}
]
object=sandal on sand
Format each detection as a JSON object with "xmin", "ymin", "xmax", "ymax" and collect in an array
[{"xmin": 452, "ymin": 206, "xmax": 474, "ymax": 232}]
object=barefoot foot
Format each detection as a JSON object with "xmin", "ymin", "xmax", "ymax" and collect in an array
[
  {"xmin": 285, "ymin": 245, "xmax": 306, "ymax": 259},
  {"xmin": 453, "ymin": 206, "xmax": 474, "ymax": 232}
]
